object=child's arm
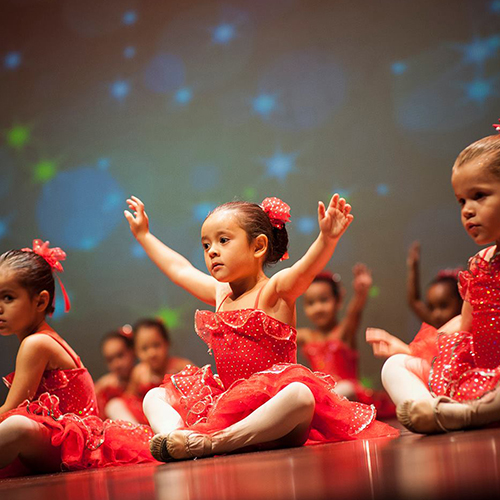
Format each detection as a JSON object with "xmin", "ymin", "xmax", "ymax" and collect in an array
[
  {"xmin": 336, "ymin": 263, "xmax": 372, "ymax": 349},
  {"xmin": 407, "ymin": 241, "xmax": 433, "ymax": 324},
  {"xmin": 124, "ymin": 196, "xmax": 218, "ymax": 305},
  {"xmin": 0, "ymin": 336, "xmax": 52, "ymax": 415},
  {"xmin": 365, "ymin": 328, "xmax": 412, "ymax": 359},
  {"xmin": 270, "ymin": 194, "xmax": 353, "ymax": 303}
]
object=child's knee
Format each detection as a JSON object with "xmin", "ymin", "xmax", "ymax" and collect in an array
[
  {"xmin": 288, "ymin": 382, "xmax": 315, "ymax": 412},
  {"xmin": 381, "ymin": 354, "xmax": 410, "ymax": 386},
  {"xmin": 0, "ymin": 415, "xmax": 38, "ymax": 442}
]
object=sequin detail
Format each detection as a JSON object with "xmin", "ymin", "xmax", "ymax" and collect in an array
[{"xmin": 429, "ymin": 247, "xmax": 500, "ymax": 401}]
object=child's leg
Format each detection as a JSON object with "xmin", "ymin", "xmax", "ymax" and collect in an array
[
  {"xmin": 156, "ymin": 382, "xmax": 316, "ymax": 461},
  {"xmin": 381, "ymin": 354, "xmax": 433, "ymax": 406},
  {"xmin": 333, "ymin": 380, "xmax": 357, "ymax": 400},
  {"xmin": 143, "ymin": 387, "xmax": 184, "ymax": 434},
  {"xmin": 0, "ymin": 415, "xmax": 61, "ymax": 472},
  {"xmin": 105, "ymin": 398, "xmax": 140, "ymax": 424}
]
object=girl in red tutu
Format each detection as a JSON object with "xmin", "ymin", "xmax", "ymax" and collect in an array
[
  {"xmin": 0, "ymin": 241, "xmax": 155, "ymax": 477},
  {"xmin": 367, "ymin": 126, "xmax": 500, "ymax": 433},
  {"xmin": 298, "ymin": 267, "xmax": 395, "ymax": 418},
  {"xmin": 95, "ymin": 327, "xmax": 137, "ymax": 419},
  {"xmin": 124, "ymin": 193, "xmax": 398, "ymax": 462}
]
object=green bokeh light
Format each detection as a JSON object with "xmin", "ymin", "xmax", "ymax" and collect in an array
[
  {"xmin": 6, "ymin": 125, "xmax": 31, "ymax": 150},
  {"xmin": 33, "ymin": 159, "xmax": 58, "ymax": 183},
  {"xmin": 369, "ymin": 285, "xmax": 380, "ymax": 298},
  {"xmin": 156, "ymin": 307, "xmax": 181, "ymax": 329}
]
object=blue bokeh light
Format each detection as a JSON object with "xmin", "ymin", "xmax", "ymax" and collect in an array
[
  {"xmin": 122, "ymin": 10, "xmax": 138, "ymax": 26},
  {"xmin": 36, "ymin": 167, "xmax": 125, "ymax": 250},
  {"xmin": 453, "ymin": 37, "xmax": 498, "ymax": 66},
  {"xmin": 252, "ymin": 93, "xmax": 278, "ymax": 119},
  {"xmin": 211, "ymin": 23, "xmax": 237, "ymax": 44},
  {"xmin": 296, "ymin": 216, "xmax": 316, "ymax": 235},
  {"xmin": 260, "ymin": 148, "xmax": 299, "ymax": 182},
  {"xmin": 4, "ymin": 52, "xmax": 21, "ymax": 70},
  {"xmin": 143, "ymin": 54, "xmax": 185, "ymax": 94},
  {"xmin": 377, "ymin": 184, "xmax": 390, "ymax": 196},
  {"xmin": 491, "ymin": 1, "xmax": 500, "ymax": 13},
  {"xmin": 123, "ymin": 46, "xmax": 136, "ymax": 59},
  {"xmin": 0, "ymin": 218, "xmax": 9, "ymax": 240},
  {"xmin": 131, "ymin": 241, "xmax": 147, "ymax": 259},
  {"xmin": 391, "ymin": 61, "xmax": 407, "ymax": 75},
  {"xmin": 192, "ymin": 202, "xmax": 218, "ymax": 223},
  {"xmin": 190, "ymin": 164, "xmax": 220, "ymax": 192},
  {"xmin": 110, "ymin": 80, "xmax": 131, "ymax": 101},
  {"xmin": 97, "ymin": 157, "xmax": 110, "ymax": 170},
  {"xmin": 462, "ymin": 77, "xmax": 497, "ymax": 104},
  {"xmin": 174, "ymin": 87, "xmax": 193, "ymax": 105}
]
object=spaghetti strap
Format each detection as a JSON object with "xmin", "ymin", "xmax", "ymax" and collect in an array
[
  {"xmin": 216, "ymin": 293, "xmax": 232, "ymax": 313},
  {"xmin": 35, "ymin": 330, "xmax": 83, "ymax": 368}
]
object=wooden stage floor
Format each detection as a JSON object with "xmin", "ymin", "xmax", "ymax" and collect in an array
[{"xmin": 1, "ymin": 421, "xmax": 499, "ymax": 500}]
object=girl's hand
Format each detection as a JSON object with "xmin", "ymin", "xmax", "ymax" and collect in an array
[
  {"xmin": 352, "ymin": 263, "xmax": 372, "ymax": 294},
  {"xmin": 318, "ymin": 194, "xmax": 353, "ymax": 241},
  {"xmin": 366, "ymin": 327, "xmax": 411, "ymax": 358},
  {"xmin": 124, "ymin": 196, "xmax": 150, "ymax": 240},
  {"xmin": 407, "ymin": 241, "xmax": 420, "ymax": 269}
]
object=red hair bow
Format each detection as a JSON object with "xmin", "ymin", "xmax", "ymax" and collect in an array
[
  {"xmin": 261, "ymin": 197, "xmax": 291, "ymax": 229},
  {"xmin": 493, "ymin": 119, "xmax": 500, "ymax": 133},
  {"xmin": 22, "ymin": 239, "xmax": 71, "ymax": 313}
]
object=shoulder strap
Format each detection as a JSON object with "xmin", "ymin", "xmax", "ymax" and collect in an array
[
  {"xmin": 216, "ymin": 293, "xmax": 232, "ymax": 312},
  {"xmin": 35, "ymin": 329, "xmax": 82, "ymax": 368}
]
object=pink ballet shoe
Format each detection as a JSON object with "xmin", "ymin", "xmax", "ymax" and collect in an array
[
  {"xmin": 396, "ymin": 396, "xmax": 464, "ymax": 434},
  {"xmin": 150, "ymin": 430, "xmax": 213, "ymax": 462}
]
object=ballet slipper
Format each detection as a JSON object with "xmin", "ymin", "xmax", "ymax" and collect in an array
[
  {"xmin": 396, "ymin": 396, "xmax": 465, "ymax": 434},
  {"xmin": 149, "ymin": 430, "xmax": 213, "ymax": 462}
]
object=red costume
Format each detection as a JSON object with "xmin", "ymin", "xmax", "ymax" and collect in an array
[
  {"xmin": 302, "ymin": 339, "xmax": 396, "ymax": 418},
  {"xmin": 0, "ymin": 325, "xmax": 155, "ymax": 477},
  {"xmin": 409, "ymin": 247, "xmax": 500, "ymax": 401},
  {"xmin": 161, "ymin": 293, "xmax": 399, "ymax": 444}
]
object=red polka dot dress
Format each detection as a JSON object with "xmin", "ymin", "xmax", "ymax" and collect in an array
[
  {"xmin": 0, "ymin": 324, "xmax": 155, "ymax": 477},
  {"xmin": 410, "ymin": 247, "xmax": 500, "ymax": 402},
  {"xmin": 161, "ymin": 292, "xmax": 399, "ymax": 444}
]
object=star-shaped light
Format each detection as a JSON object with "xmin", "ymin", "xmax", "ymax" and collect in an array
[{"xmin": 260, "ymin": 148, "xmax": 299, "ymax": 182}]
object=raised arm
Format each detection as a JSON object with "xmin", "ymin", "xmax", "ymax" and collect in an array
[
  {"xmin": 124, "ymin": 196, "xmax": 217, "ymax": 305},
  {"xmin": 337, "ymin": 263, "xmax": 372, "ymax": 349},
  {"xmin": 271, "ymin": 194, "xmax": 353, "ymax": 303},
  {"xmin": 365, "ymin": 327, "xmax": 411, "ymax": 359},
  {"xmin": 407, "ymin": 241, "xmax": 433, "ymax": 324}
]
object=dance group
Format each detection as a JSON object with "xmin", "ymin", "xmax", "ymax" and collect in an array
[{"xmin": 1, "ymin": 128, "xmax": 500, "ymax": 477}]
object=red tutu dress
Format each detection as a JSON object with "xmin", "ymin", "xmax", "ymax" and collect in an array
[
  {"xmin": 302, "ymin": 339, "xmax": 396, "ymax": 418},
  {"xmin": 0, "ymin": 326, "xmax": 155, "ymax": 478},
  {"xmin": 409, "ymin": 247, "xmax": 500, "ymax": 402},
  {"xmin": 161, "ymin": 293, "xmax": 399, "ymax": 445}
]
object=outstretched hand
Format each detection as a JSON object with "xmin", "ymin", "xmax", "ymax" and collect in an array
[
  {"xmin": 318, "ymin": 194, "xmax": 353, "ymax": 241},
  {"xmin": 352, "ymin": 263, "xmax": 372, "ymax": 294},
  {"xmin": 124, "ymin": 196, "xmax": 150, "ymax": 239},
  {"xmin": 366, "ymin": 327, "xmax": 411, "ymax": 359},
  {"xmin": 407, "ymin": 241, "xmax": 421, "ymax": 269}
]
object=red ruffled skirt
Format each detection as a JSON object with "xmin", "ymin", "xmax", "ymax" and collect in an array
[
  {"xmin": 162, "ymin": 363, "xmax": 399, "ymax": 445},
  {"xmin": 0, "ymin": 393, "xmax": 155, "ymax": 478}
]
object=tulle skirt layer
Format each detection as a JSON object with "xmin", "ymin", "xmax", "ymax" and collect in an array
[
  {"xmin": 162, "ymin": 363, "xmax": 399, "ymax": 444},
  {"xmin": 0, "ymin": 392, "xmax": 155, "ymax": 477}
]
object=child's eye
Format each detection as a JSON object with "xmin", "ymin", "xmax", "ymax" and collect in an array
[
  {"xmin": 202, "ymin": 243, "xmax": 210, "ymax": 250},
  {"xmin": 3, "ymin": 295, "xmax": 13, "ymax": 303},
  {"xmin": 220, "ymin": 237, "xmax": 229, "ymax": 244},
  {"xmin": 474, "ymin": 192, "xmax": 486, "ymax": 201},
  {"xmin": 457, "ymin": 198, "xmax": 465, "ymax": 207}
]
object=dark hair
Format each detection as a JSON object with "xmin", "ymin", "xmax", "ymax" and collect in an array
[
  {"xmin": 312, "ymin": 271, "xmax": 341, "ymax": 300},
  {"xmin": 0, "ymin": 250, "xmax": 55, "ymax": 315},
  {"xmin": 208, "ymin": 201, "xmax": 289, "ymax": 266},
  {"xmin": 428, "ymin": 276, "xmax": 462, "ymax": 304},
  {"xmin": 100, "ymin": 328, "xmax": 134, "ymax": 351},
  {"xmin": 454, "ymin": 134, "xmax": 500, "ymax": 178},
  {"xmin": 132, "ymin": 318, "xmax": 170, "ymax": 344}
]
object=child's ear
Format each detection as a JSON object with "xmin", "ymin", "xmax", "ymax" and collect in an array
[
  {"xmin": 36, "ymin": 290, "xmax": 51, "ymax": 313},
  {"xmin": 254, "ymin": 234, "xmax": 269, "ymax": 259}
]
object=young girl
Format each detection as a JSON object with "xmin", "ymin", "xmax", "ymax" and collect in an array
[
  {"xmin": 120, "ymin": 318, "xmax": 192, "ymax": 424},
  {"xmin": 298, "ymin": 267, "xmax": 395, "ymax": 417},
  {"xmin": 407, "ymin": 241, "xmax": 463, "ymax": 329},
  {"xmin": 367, "ymin": 129, "xmax": 500, "ymax": 433},
  {"xmin": 0, "ymin": 240, "xmax": 154, "ymax": 477},
  {"xmin": 124, "ymin": 194, "xmax": 398, "ymax": 462},
  {"xmin": 95, "ymin": 327, "xmax": 136, "ymax": 419}
]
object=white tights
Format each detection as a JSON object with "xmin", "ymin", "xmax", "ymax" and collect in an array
[
  {"xmin": 381, "ymin": 354, "xmax": 433, "ymax": 406},
  {"xmin": 143, "ymin": 382, "xmax": 316, "ymax": 453}
]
